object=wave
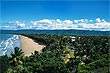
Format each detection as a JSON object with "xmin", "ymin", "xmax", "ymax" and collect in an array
[{"xmin": 0, "ymin": 35, "xmax": 21, "ymax": 56}]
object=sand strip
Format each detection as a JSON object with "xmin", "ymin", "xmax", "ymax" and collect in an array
[{"xmin": 20, "ymin": 35, "xmax": 45, "ymax": 56}]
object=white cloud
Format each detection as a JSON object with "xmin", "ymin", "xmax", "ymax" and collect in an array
[
  {"xmin": 13, "ymin": 21, "xmax": 25, "ymax": 28},
  {"xmin": 38, "ymin": 19, "xmax": 52, "ymax": 24},
  {"xmin": 56, "ymin": 19, "xmax": 62, "ymax": 23},
  {"xmin": 63, "ymin": 20, "xmax": 73, "ymax": 24},
  {"xmin": 74, "ymin": 20, "xmax": 79, "ymax": 23},
  {"xmin": 30, "ymin": 19, "xmax": 79, "ymax": 30},
  {"xmin": 73, "ymin": 19, "xmax": 89, "ymax": 23},
  {"xmin": 29, "ymin": 18, "xmax": 110, "ymax": 31},
  {"xmin": 89, "ymin": 20, "xmax": 93, "ymax": 22},
  {"xmin": 0, "ymin": 25, "xmax": 17, "ymax": 30},
  {"xmin": 0, "ymin": 21, "xmax": 25, "ymax": 30},
  {"xmin": 96, "ymin": 18, "xmax": 101, "ymax": 23},
  {"xmin": 95, "ymin": 22, "xmax": 110, "ymax": 29},
  {"xmin": 72, "ymin": 18, "xmax": 110, "ymax": 30},
  {"xmin": 1, "ymin": 18, "xmax": 110, "ymax": 31}
]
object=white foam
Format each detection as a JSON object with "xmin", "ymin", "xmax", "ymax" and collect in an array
[
  {"xmin": 3, "ymin": 50, "xmax": 7, "ymax": 55},
  {"xmin": 9, "ymin": 38, "xmax": 13, "ymax": 45},
  {"xmin": 0, "ymin": 41, "xmax": 4, "ymax": 45},
  {"xmin": 0, "ymin": 41, "xmax": 5, "ymax": 48},
  {"xmin": 0, "ymin": 35, "xmax": 21, "ymax": 56},
  {"xmin": 0, "ymin": 41, "xmax": 4, "ymax": 47},
  {"xmin": 15, "ymin": 35, "xmax": 19, "ymax": 39},
  {"xmin": 12, "ymin": 35, "xmax": 17, "ymax": 40},
  {"xmin": 0, "ymin": 48, "xmax": 3, "ymax": 51}
]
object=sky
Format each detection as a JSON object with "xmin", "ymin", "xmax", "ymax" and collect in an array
[{"xmin": 0, "ymin": 0, "xmax": 110, "ymax": 31}]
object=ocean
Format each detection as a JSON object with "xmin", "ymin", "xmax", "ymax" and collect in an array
[
  {"xmin": 1, "ymin": 30, "xmax": 110, "ymax": 36},
  {"xmin": 0, "ymin": 30, "xmax": 110, "ymax": 56},
  {"xmin": 0, "ymin": 34, "xmax": 21, "ymax": 56}
]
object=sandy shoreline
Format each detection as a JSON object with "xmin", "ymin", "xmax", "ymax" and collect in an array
[{"xmin": 20, "ymin": 35, "xmax": 45, "ymax": 56}]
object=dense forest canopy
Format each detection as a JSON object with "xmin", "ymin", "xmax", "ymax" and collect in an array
[{"xmin": 0, "ymin": 34, "xmax": 110, "ymax": 73}]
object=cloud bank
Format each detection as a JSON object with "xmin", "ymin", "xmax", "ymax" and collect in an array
[
  {"xmin": 0, "ymin": 21, "xmax": 25, "ymax": 30},
  {"xmin": 30, "ymin": 18, "xmax": 110, "ymax": 31},
  {"xmin": 0, "ymin": 18, "xmax": 110, "ymax": 31}
]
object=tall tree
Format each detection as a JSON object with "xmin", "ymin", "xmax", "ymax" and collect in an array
[{"xmin": 9, "ymin": 47, "xmax": 24, "ymax": 67}]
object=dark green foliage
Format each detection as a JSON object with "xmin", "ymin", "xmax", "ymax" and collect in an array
[
  {"xmin": 24, "ymin": 51, "xmax": 69, "ymax": 73},
  {"xmin": 9, "ymin": 47, "xmax": 24, "ymax": 67},
  {"xmin": 0, "ymin": 55, "xmax": 10, "ymax": 73},
  {"xmin": 0, "ymin": 34, "xmax": 110, "ymax": 73}
]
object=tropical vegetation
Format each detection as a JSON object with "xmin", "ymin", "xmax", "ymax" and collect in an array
[{"xmin": 0, "ymin": 34, "xmax": 110, "ymax": 73}]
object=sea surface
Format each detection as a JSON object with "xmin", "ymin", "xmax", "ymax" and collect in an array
[
  {"xmin": 0, "ymin": 30, "xmax": 110, "ymax": 56},
  {"xmin": 0, "ymin": 34, "xmax": 21, "ymax": 56},
  {"xmin": 1, "ymin": 29, "xmax": 110, "ymax": 36}
]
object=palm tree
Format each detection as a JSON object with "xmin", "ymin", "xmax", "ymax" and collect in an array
[{"xmin": 9, "ymin": 47, "xmax": 24, "ymax": 67}]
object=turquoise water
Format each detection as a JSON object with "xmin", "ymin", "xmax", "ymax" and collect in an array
[{"xmin": 0, "ymin": 34, "xmax": 21, "ymax": 56}]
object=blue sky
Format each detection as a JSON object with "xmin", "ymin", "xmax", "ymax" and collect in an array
[{"xmin": 0, "ymin": 0, "xmax": 110, "ymax": 30}]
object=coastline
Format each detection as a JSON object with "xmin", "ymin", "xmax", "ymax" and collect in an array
[
  {"xmin": 0, "ymin": 34, "xmax": 21, "ymax": 56},
  {"xmin": 19, "ymin": 35, "xmax": 45, "ymax": 56}
]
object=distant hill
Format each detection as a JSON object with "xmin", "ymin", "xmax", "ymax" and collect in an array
[{"xmin": 0, "ymin": 29, "xmax": 110, "ymax": 36}]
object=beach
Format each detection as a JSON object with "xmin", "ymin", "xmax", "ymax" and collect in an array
[{"xmin": 20, "ymin": 35, "xmax": 45, "ymax": 56}]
